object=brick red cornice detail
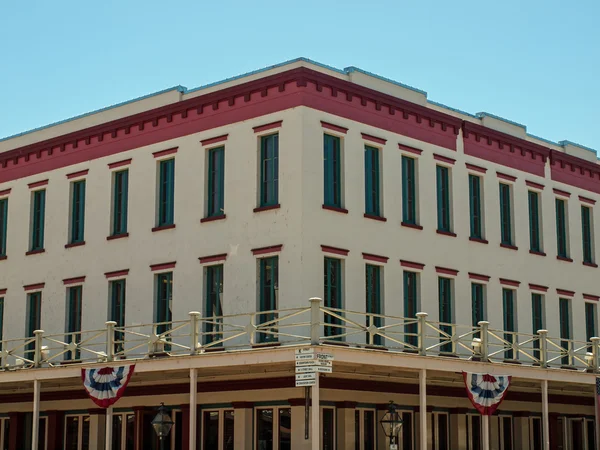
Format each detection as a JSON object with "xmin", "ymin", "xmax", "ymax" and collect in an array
[
  {"xmin": 0, "ymin": 188, "xmax": 11, "ymax": 196},
  {"xmin": 199, "ymin": 253, "xmax": 228, "ymax": 264},
  {"xmin": 66, "ymin": 169, "xmax": 88, "ymax": 179},
  {"xmin": 435, "ymin": 266, "xmax": 458, "ymax": 276},
  {"xmin": 499, "ymin": 278, "xmax": 520, "ymax": 287},
  {"xmin": 150, "ymin": 261, "xmax": 176, "ymax": 271},
  {"xmin": 63, "ymin": 276, "xmax": 86, "ymax": 286},
  {"xmin": 252, "ymin": 244, "xmax": 283, "ymax": 256},
  {"xmin": 497, "ymin": 172, "xmax": 517, "ymax": 182},
  {"xmin": 321, "ymin": 121, "xmax": 348, "ymax": 134},
  {"xmin": 549, "ymin": 150, "xmax": 600, "ymax": 195},
  {"xmin": 579, "ymin": 195, "xmax": 596, "ymax": 205},
  {"xmin": 152, "ymin": 147, "xmax": 178, "ymax": 159},
  {"xmin": 526, "ymin": 180, "xmax": 545, "ymax": 190},
  {"xmin": 321, "ymin": 245, "xmax": 349, "ymax": 256},
  {"xmin": 361, "ymin": 133, "xmax": 387, "ymax": 145},
  {"xmin": 23, "ymin": 283, "xmax": 45, "ymax": 291},
  {"xmin": 433, "ymin": 154, "xmax": 455, "ymax": 165},
  {"xmin": 398, "ymin": 143, "xmax": 422, "ymax": 156},
  {"xmin": 362, "ymin": 253, "xmax": 389, "ymax": 263},
  {"xmin": 553, "ymin": 188, "xmax": 571, "ymax": 198},
  {"xmin": 400, "ymin": 260, "xmax": 424, "ymax": 270},
  {"xmin": 201, "ymin": 134, "xmax": 228, "ymax": 146},
  {"xmin": 28, "ymin": 179, "xmax": 48, "ymax": 189},
  {"xmin": 0, "ymin": 289, "xmax": 6, "ymax": 296},
  {"xmin": 583, "ymin": 294, "xmax": 600, "ymax": 301},
  {"xmin": 104, "ymin": 269, "xmax": 129, "ymax": 279},
  {"xmin": 253, "ymin": 121, "xmax": 283, "ymax": 133},
  {"xmin": 465, "ymin": 163, "xmax": 487, "ymax": 174},
  {"xmin": 528, "ymin": 283, "xmax": 548, "ymax": 292},
  {"xmin": 108, "ymin": 158, "xmax": 132, "ymax": 169},
  {"xmin": 556, "ymin": 288, "xmax": 575, "ymax": 297},
  {"xmin": 468, "ymin": 272, "xmax": 490, "ymax": 282}
]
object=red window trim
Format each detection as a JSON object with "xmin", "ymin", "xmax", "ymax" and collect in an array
[
  {"xmin": 23, "ymin": 282, "xmax": 45, "ymax": 291},
  {"xmin": 150, "ymin": 261, "xmax": 177, "ymax": 272},
  {"xmin": 104, "ymin": 269, "xmax": 129, "ymax": 279},
  {"xmin": 108, "ymin": 158, "xmax": 132, "ymax": 169},
  {"xmin": 435, "ymin": 266, "xmax": 458, "ymax": 276},
  {"xmin": 321, "ymin": 121, "xmax": 348, "ymax": 134},
  {"xmin": 252, "ymin": 244, "xmax": 283, "ymax": 256},
  {"xmin": 321, "ymin": 245, "xmax": 349, "ymax": 256},
  {"xmin": 63, "ymin": 276, "xmax": 86, "ymax": 286},
  {"xmin": 253, "ymin": 121, "xmax": 283, "ymax": 133},
  {"xmin": 362, "ymin": 253, "xmax": 389, "ymax": 263},
  {"xmin": 152, "ymin": 147, "xmax": 178, "ymax": 159},
  {"xmin": 199, "ymin": 253, "xmax": 228, "ymax": 264},
  {"xmin": 201, "ymin": 134, "xmax": 229, "ymax": 146},
  {"xmin": 66, "ymin": 169, "xmax": 89, "ymax": 179},
  {"xmin": 398, "ymin": 143, "xmax": 422, "ymax": 155}
]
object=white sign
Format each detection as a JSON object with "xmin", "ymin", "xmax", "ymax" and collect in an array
[
  {"xmin": 316, "ymin": 353, "xmax": 334, "ymax": 361},
  {"xmin": 315, "ymin": 366, "xmax": 332, "ymax": 373},
  {"xmin": 295, "ymin": 348, "xmax": 314, "ymax": 355},
  {"xmin": 295, "ymin": 366, "xmax": 317, "ymax": 373},
  {"xmin": 295, "ymin": 359, "xmax": 317, "ymax": 367},
  {"xmin": 295, "ymin": 372, "xmax": 316, "ymax": 381},
  {"xmin": 295, "ymin": 353, "xmax": 316, "ymax": 361},
  {"xmin": 295, "ymin": 379, "xmax": 317, "ymax": 387}
]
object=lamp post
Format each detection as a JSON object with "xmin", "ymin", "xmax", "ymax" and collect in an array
[
  {"xmin": 152, "ymin": 403, "xmax": 174, "ymax": 450},
  {"xmin": 380, "ymin": 401, "xmax": 403, "ymax": 450}
]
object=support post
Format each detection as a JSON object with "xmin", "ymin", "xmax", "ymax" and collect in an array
[
  {"xmin": 419, "ymin": 369, "xmax": 426, "ymax": 450},
  {"xmin": 189, "ymin": 312, "xmax": 200, "ymax": 355},
  {"xmin": 32, "ymin": 379, "xmax": 40, "ymax": 450},
  {"xmin": 310, "ymin": 298, "xmax": 322, "ymax": 345},
  {"xmin": 482, "ymin": 415, "xmax": 489, "ymax": 450},
  {"xmin": 416, "ymin": 313, "xmax": 428, "ymax": 356},
  {"xmin": 33, "ymin": 330, "xmax": 44, "ymax": 367},
  {"xmin": 542, "ymin": 379, "xmax": 550, "ymax": 450},
  {"xmin": 591, "ymin": 337, "xmax": 600, "ymax": 373},
  {"xmin": 105, "ymin": 406, "xmax": 113, "ymax": 450},
  {"xmin": 311, "ymin": 373, "xmax": 320, "ymax": 450},
  {"xmin": 478, "ymin": 321, "xmax": 489, "ymax": 362},
  {"xmin": 106, "ymin": 321, "xmax": 116, "ymax": 362},
  {"xmin": 189, "ymin": 368, "xmax": 197, "ymax": 450},
  {"xmin": 539, "ymin": 330, "xmax": 548, "ymax": 368}
]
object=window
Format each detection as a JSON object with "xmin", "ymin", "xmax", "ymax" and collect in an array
[
  {"xmin": 499, "ymin": 416, "xmax": 513, "ymax": 450},
  {"xmin": 0, "ymin": 297, "xmax": 3, "ymax": 350},
  {"xmin": 586, "ymin": 418, "xmax": 596, "ymax": 450},
  {"xmin": 259, "ymin": 134, "xmax": 279, "ymax": 207},
  {"xmin": 403, "ymin": 271, "xmax": 419, "ymax": 348},
  {"xmin": 155, "ymin": 272, "xmax": 173, "ymax": 336},
  {"xmin": 324, "ymin": 257, "xmax": 342, "ymax": 339},
  {"xmin": 431, "ymin": 412, "xmax": 449, "ymax": 450},
  {"xmin": 556, "ymin": 198, "xmax": 568, "ymax": 258},
  {"xmin": 157, "ymin": 159, "xmax": 175, "ymax": 227},
  {"xmin": 30, "ymin": 190, "xmax": 46, "ymax": 251},
  {"xmin": 204, "ymin": 264, "xmax": 223, "ymax": 345},
  {"xmin": 398, "ymin": 411, "xmax": 413, "ymax": 450},
  {"xmin": 23, "ymin": 414, "xmax": 47, "ymax": 450},
  {"xmin": 502, "ymin": 289, "xmax": 516, "ymax": 359},
  {"xmin": 322, "ymin": 408, "xmax": 335, "ymax": 450},
  {"xmin": 466, "ymin": 414, "xmax": 482, "ymax": 450},
  {"xmin": 559, "ymin": 298, "xmax": 571, "ymax": 365},
  {"xmin": 202, "ymin": 410, "xmax": 234, "ymax": 450},
  {"xmin": 0, "ymin": 417, "xmax": 9, "ymax": 450},
  {"xmin": 364, "ymin": 146, "xmax": 381, "ymax": 216},
  {"xmin": 586, "ymin": 302, "xmax": 597, "ymax": 348},
  {"xmin": 531, "ymin": 294, "xmax": 544, "ymax": 361},
  {"xmin": 258, "ymin": 257, "xmax": 278, "ymax": 343},
  {"xmin": 354, "ymin": 409, "xmax": 376, "ymax": 450},
  {"xmin": 66, "ymin": 286, "xmax": 83, "ymax": 360},
  {"xmin": 530, "ymin": 417, "xmax": 542, "ymax": 450},
  {"xmin": 324, "ymin": 134, "xmax": 341, "ymax": 208},
  {"xmin": 109, "ymin": 279, "xmax": 126, "ymax": 354},
  {"xmin": 528, "ymin": 191, "xmax": 542, "ymax": 252},
  {"xmin": 436, "ymin": 166, "xmax": 451, "ymax": 232},
  {"xmin": 402, "ymin": 156, "xmax": 417, "ymax": 225},
  {"xmin": 582, "ymin": 205, "xmax": 594, "ymax": 264},
  {"xmin": 0, "ymin": 198, "xmax": 7, "ymax": 257},
  {"xmin": 111, "ymin": 412, "xmax": 135, "ymax": 450},
  {"xmin": 64, "ymin": 415, "xmax": 90, "ymax": 450},
  {"xmin": 365, "ymin": 265, "xmax": 382, "ymax": 346},
  {"xmin": 70, "ymin": 180, "xmax": 86, "ymax": 244},
  {"xmin": 499, "ymin": 183, "xmax": 513, "ymax": 246},
  {"xmin": 469, "ymin": 175, "xmax": 483, "ymax": 239},
  {"xmin": 471, "ymin": 283, "xmax": 485, "ymax": 337},
  {"xmin": 112, "ymin": 170, "xmax": 129, "ymax": 236},
  {"xmin": 26, "ymin": 292, "xmax": 42, "ymax": 356},
  {"xmin": 207, "ymin": 146, "xmax": 225, "ymax": 218},
  {"xmin": 438, "ymin": 277, "xmax": 453, "ymax": 353},
  {"xmin": 255, "ymin": 408, "xmax": 290, "ymax": 450}
]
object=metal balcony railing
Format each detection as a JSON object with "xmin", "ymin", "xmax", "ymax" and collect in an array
[{"xmin": 1, "ymin": 298, "xmax": 598, "ymax": 374}]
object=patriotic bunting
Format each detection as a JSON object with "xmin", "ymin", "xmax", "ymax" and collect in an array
[
  {"xmin": 81, "ymin": 365, "xmax": 135, "ymax": 408},
  {"xmin": 462, "ymin": 372, "xmax": 511, "ymax": 415}
]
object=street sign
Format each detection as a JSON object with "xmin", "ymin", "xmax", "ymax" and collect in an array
[
  {"xmin": 315, "ymin": 366, "xmax": 332, "ymax": 373},
  {"xmin": 295, "ymin": 366, "xmax": 317, "ymax": 373},
  {"xmin": 295, "ymin": 379, "xmax": 317, "ymax": 387},
  {"xmin": 295, "ymin": 348, "xmax": 314, "ymax": 355},
  {"xmin": 295, "ymin": 359, "xmax": 317, "ymax": 367},
  {"xmin": 315, "ymin": 353, "xmax": 334, "ymax": 361},
  {"xmin": 295, "ymin": 372, "xmax": 316, "ymax": 381},
  {"xmin": 295, "ymin": 353, "xmax": 316, "ymax": 361}
]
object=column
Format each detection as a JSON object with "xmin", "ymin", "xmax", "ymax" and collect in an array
[
  {"xmin": 336, "ymin": 402, "xmax": 357, "ymax": 450},
  {"xmin": 449, "ymin": 408, "xmax": 468, "ymax": 450},
  {"xmin": 311, "ymin": 374, "xmax": 320, "ymax": 450},
  {"xmin": 419, "ymin": 369, "xmax": 427, "ymax": 450},
  {"xmin": 542, "ymin": 380, "xmax": 550, "ymax": 450},
  {"xmin": 189, "ymin": 368, "xmax": 197, "ymax": 450},
  {"xmin": 32, "ymin": 379, "xmax": 40, "ymax": 450},
  {"xmin": 180, "ymin": 405, "xmax": 190, "ymax": 450},
  {"xmin": 513, "ymin": 412, "xmax": 530, "ymax": 450},
  {"xmin": 46, "ymin": 410, "xmax": 64, "ymax": 450},
  {"xmin": 133, "ymin": 407, "xmax": 146, "ymax": 450},
  {"xmin": 289, "ymin": 398, "xmax": 311, "ymax": 450},
  {"xmin": 489, "ymin": 416, "xmax": 499, "ymax": 450},
  {"xmin": 88, "ymin": 409, "xmax": 106, "ymax": 450},
  {"xmin": 232, "ymin": 402, "xmax": 253, "ymax": 450}
]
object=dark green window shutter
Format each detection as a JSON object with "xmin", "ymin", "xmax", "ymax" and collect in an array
[
  {"xmin": 471, "ymin": 283, "xmax": 484, "ymax": 331},
  {"xmin": 528, "ymin": 191, "xmax": 541, "ymax": 252},
  {"xmin": 364, "ymin": 146, "xmax": 381, "ymax": 216},
  {"xmin": 365, "ymin": 264, "xmax": 382, "ymax": 346},
  {"xmin": 158, "ymin": 159, "xmax": 175, "ymax": 226},
  {"xmin": 438, "ymin": 277, "xmax": 453, "ymax": 353},
  {"xmin": 531, "ymin": 293, "xmax": 543, "ymax": 360},
  {"xmin": 207, "ymin": 147, "xmax": 225, "ymax": 217},
  {"xmin": 436, "ymin": 166, "xmax": 450, "ymax": 232},
  {"xmin": 403, "ymin": 271, "xmax": 418, "ymax": 348},
  {"xmin": 559, "ymin": 297, "xmax": 571, "ymax": 365},
  {"xmin": 31, "ymin": 190, "xmax": 46, "ymax": 251},
  {"xmin": 204, "ymin": 264, "xmax": 224, "ymax": 345},
  {"xmin": 258, "ymin": 257, "xmax": 278, "ymax": 343},
  {"xmin": 0, "ymin": 297, "xmax": 4, "ymax": 349},
  {"xmin": 555, "ymin": 198, "xmax": 568, "ymax": 258},
  {"xmin": 66, "ymin": 286, "xmax": 83, "ymax": 360},
  {"xmin": 324, "ymin": 135, "xmax": 341, "ymax": 208},
  {"xmin": 0, "ymin": 198, "xmax": 7, "ymax": 257},
  {"xmin": 585, "ymin": 303, "xmax": 597, "ymax": 343},
  {"xmin": 26, "ymin": 292, "xmax": 42, "ymax": 355},
  {"xmin": 468, "ymin": 175, "xmax": 482, "ymax": 239},
  {"xmin": 502, "ymin": 289, "xmax": 515, "ymax": 359},
  {"xmin": 70, "ymin": 180, "xmax": 86, "ymax": 243},
  {"xmin": 110, "ymin": 279, "xmax": 126, "ymax": 354},
  {"xmin": 112, "ymin": 170, "xmax": 129, "ymax": 236},
  {"xmin": 582, "ymin": 206, "xmax": 593, "ymax": 264},
  {"xmin": 155, "ymin": 272, "xmax": 173, "ymax": 336},
  {"xmin": 402, "ymin": 156, "xmax": 416, "ymax": 224},
  {"xmin": 260, "ymin": 134, "xmax": 279, "ymax": 207},
  {"xmin": 499, "ymin": 183, "xmax": 512, "ymax": 245},
  {"xmin": 324, "ymin": 257, "xmax": 342, "ymax": 339}
]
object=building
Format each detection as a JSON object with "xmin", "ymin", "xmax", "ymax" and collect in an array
[{"xmin": 0, "ymin": 57, "xmax": 598, "ymax": 450}]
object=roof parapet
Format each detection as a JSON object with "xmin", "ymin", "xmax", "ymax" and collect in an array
[
  {"xmin": 475, "ymin": 112, "xmax": 527, "ymax": 140},
  {"xmin": 558, "ymin": 140, "xmax": 598, "ymax": 163}
]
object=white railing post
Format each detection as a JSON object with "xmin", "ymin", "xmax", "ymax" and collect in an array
[
  {"xmin": 416, "ymin": 313, "xmax": 428, "ymax": 356},
  {"xmin": 591, "ymin": 337, "xmax": 600, "ymax": 373},
  {"xmin": 33, "ymin": 330, "xmax": 44, "ymax": 368},
  {"xmin": 538, "ymin": 330, "xmax": 548, "ymax": 368},
  {"xmin": 478, "ymin": 321, "xmax": 489, "ymax": 362},
  {"xmin": 189, "ymin": 311, "xmax": 201, "ymax": 355},
  {"xmin": 106, "ymin": 321, "xmax": 116, "ymax": 362},
  {"xmin": 310, "ymin": 298, "xmax": 322, "ymax": 345}
]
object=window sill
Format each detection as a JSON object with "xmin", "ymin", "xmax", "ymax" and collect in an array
[
  {"xmin": 26, "ymin": 249, "xmax": 45, "ymax": 256},
  {"xmin": 152, "ymin": 224, "xmax": 176, "ymax": 232},
  {"xmin": 364, "ymin": 214, "xmax": 387, "ymax": 222},
  {"xmin": 401, "ymin": 222, "xmax": 422, "ymax": 230},
  {"xmin": 500, "ymin": 243, "xmax": 518, "ymax": 251},
  {"xmin": 469, "ymin": 237, "xmax": 488, "ymax": 244},
  {"xmin": 322, "ymin": 205, "xmax": 348, "ymax": 214},
  {"xmin": 65, "ymin": 241, "xmax": 85, "ymax": 249},
  {"xmin": 436, "ymin": 230, "xmax": 457, "ymax": 237},
  {"xmin": 529, "ymin": 250, "xmax": 546, "ymax": 256},
  {"xmin": 0, "ymin": 255, "xmax": 6, "ymax": 261},
  {"xmin": 253, "ymin": 204, "xmax": 280, "ymax": 213},
  {"xmin": 107, "ymin": 233, "xmax": 129, "ymax": 241},
  {"xmin": 557, "ymin": 256, "xmax": 573, "ymax": 263},
  {"xmin": 583, "ymin": 261, "xmax": 598, "ymax": 268},
  {"xmin": 201, "ymin": 214, "xmax": 227, "ymax": 223}
]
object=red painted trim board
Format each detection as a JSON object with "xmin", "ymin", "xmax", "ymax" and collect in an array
[
  {"xmin": 321, "ymin": 121, "xmax": 348, "ymax": 134},
  {"xmin": 104, "ymin": 269, "xmax": 129, "ymax": 279},
  {"xmin": 63, "ymin": 276, "xmax": 86, "ymax": 285},
  {"xmin": 199, "ymin": 253, "xmax": 228, "ymax": 264},
  {"xmin": 321, "ymin": 245, "xmax": 349, "ymax": 256},
  {"xmin": 252, "ymin": 244, "xmax": 283, "ymax": 256},
  {"xmin": 201, "ymin": 134, "xmax": 228, "ymax": 146},
  {"xmin": 362, "ymin": 253, "xmax": 389, "ymax": 263},
  {"xmin": 149, "ymin": 262, "xmax": 176, "ymax": 271}
]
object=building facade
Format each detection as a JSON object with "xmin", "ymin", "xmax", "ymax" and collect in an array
[{"xmin": 0, "ymin": 58, "xmax": 598, "ymax": 450}]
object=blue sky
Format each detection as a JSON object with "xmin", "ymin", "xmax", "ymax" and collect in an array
[{"xmin": 1, "ymin": 0, "xmax": 598, "ymax": 150}]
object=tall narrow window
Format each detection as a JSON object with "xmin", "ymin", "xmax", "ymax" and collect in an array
[
  {"xmin": 204, "ymin": 264, "xmax": 224, "ymax": 345},
  {"xmin": 66, "ymin": 286, "xmax": 83, "ymax": 360},
  {"xmin": 500, "ymin": 416, "xmax": 514, "ymax": 450},
  {"xmin": 109, "ymin": 279, "xmax": 126, "ymax": 354},
  {"xmin": 471, "ymin": 283, "xmax": 485, "ymax": 337},
  {"xmin": 157, "ymin": 159, "xmax": 175, "ymax": 227},
  {"xmin": 436, "ymin": 166, "xmax": 451, "ymax": 232},
  {"xmin": 402, "ymin": 156, "xmax": 417, "ymax": 225},
  {"xmin": 499, "ymin": 183, "xmax": 512, "ymax": 246},
  {"xmin": 70, "ymin": 180, "xmax": 86, "ymax": 244},
  {"xmin": 323, "ymin": 134, "xmax": 341, "ymax": 208},
  {"xmin": 528, "ymin": 191, "xmax": 541, "ymax": 252},
  {"xmin": 467, "ymin": 414, "xmax": 482, "ymax": 450},
  {"xmin": 365, "ymin": 265, "xmax": 382, "ymax": 346},
  {"xmin": 26, "ymin": 292, "xmax": 42, "ymax": 355},
  {"xmin": 555, "ymin": 198, "xmax": 568, "ymax": 258},
  {"xmin": 203, "ymin": 411, "xmax": 219, "ymax": 450},
  {"xmin": 324, "ymin": 257, "xmax": 342, "ymax": 339},
  {"xmin": 530, "ymin": 417, "xmax": 542, "ymax": 450},
  {"xmin": 207, "ymin": 146, "xmax": 225, "ymax": 218},
  {"xmin": 403, "ymin": 271, "xmax": 418, "ymax": 348},
  {"xmin": 354, "ymin": 410, "xmax": 376, "ymax": 450},
  {"xmin": 559, "ymin": 298, "xmax": 571, "ymax": 365},
  {"xmin": 30, "ymin": 190, "xmax": 46, "ymax": 251},
  {"xmin": 258, "ymin": 256, "xmax": 278, "ymax": 343},
  {"xmin": 155, "ymin": 272, "xmax": 173, "ymax": 336},
  {"xmin": 112, "ymin": 170, "xmax": 129, "ymax": 236},
  {"xmin": 469, "ymin": 175, "xmax": 483, "ymax": 239},
  {"xmin": 582, "ymin": 205, "xmax": 594, "ymax": 264},
  {"xmin": 531, "ymin": 293, "xmax": 544, "ymax": 361},
  {"xmin": 0, "ymin": 198, "xmax": 7, "ymax": 257},
  {"xmin": 259, "ymin": 134, "xmax": 279, "ymax": 207},
  {"xmin": 438, "ymin": 277, "xmax": 453, "ymax": 353},
  {"xmin": 364, "ymin": 146, "xmax": 381, "ymax": 216},
  {"xmin": 586, "ymin": 302, "xmax": 597, "ymax": 345},
  {"xmin": 432, "ymin": 412, "xmax": 450, "ymax": 450},
  {"xmin": 278, "ymin": 409, "xmax": 291, "ymax": 450},
  {"xmin": 322, "ymin": 408, "xmax": 335, "ymax": 450},
  {"xmin": 502, "ymin": 289, "xmax": 516, "ymax": 359}
]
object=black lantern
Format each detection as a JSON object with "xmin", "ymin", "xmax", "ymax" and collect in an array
[
  {"xmin": 152, "ymin": 403, "xmax": 174, "ymax": 450},
  {"xmin": 380, "ymin": 401, "xmax": 403, "ymax": 449}
]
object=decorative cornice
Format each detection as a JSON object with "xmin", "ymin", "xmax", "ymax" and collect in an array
[
  {"xmin": 528, "ymin": 283, "xmax": 548, "ymax": 292},
  {"xmin": 321, "ymin": 121, "xmax": 348, "ymax": 134},
  {"xmin": 251, "ymin": 244, "xmax": 283, "ymax": 256},
  {"xmin": 63, "ymin": 276, "xmax": 86, "ymax": 286},
  {"xmin": 435, "ymin": 266, "xmax": 458, "ymax": 276},
  {"xmin": 362, "ymin": 253, "xmax": 389, "ymax": 263},
  {"xmin": 468, "ymin": 272, "xmax": 490, "ymax": 282},
  {"xmin": 321, "ymin": 245, "xmax": 349, "ymax": 256},
  {"xmin": 200, "ymin": 134, "xmax": 228, "ymax": 146},
  {"xmin": 149, "ymin": 261, "xmax": 176, "ymax": 272},
  {"xmin": 104, "ymin": 269, "xmax": 129, "ymax": 279},
  {"xmin": 199, "ymin": 253, "xmax": 227, "ymax": 264}
]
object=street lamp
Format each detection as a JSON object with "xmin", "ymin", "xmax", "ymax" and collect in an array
[
  {"xmin": 380, "ymin": 401, "xmax": 403, "ymax": 450},
  {"xmin": 152, "ymin": 403, "xmax": 174, "ymax": 450}
]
